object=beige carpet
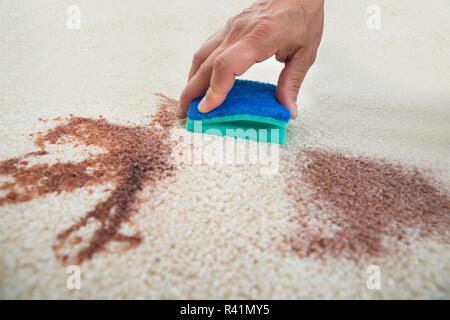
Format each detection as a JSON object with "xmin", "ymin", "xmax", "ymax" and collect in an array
[{"xmin": 0, "ymin": 0, "xmax": 449, "ymax": 299}]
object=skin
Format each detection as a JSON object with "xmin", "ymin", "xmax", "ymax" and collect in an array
[{"xmin": 177, "ymin": 0, "xmax": 324, "ymax": 119}]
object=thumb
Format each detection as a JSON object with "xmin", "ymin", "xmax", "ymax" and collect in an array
[{"xmin": 276, "ymin": 53, "xmax": 310, "ymax": 119}]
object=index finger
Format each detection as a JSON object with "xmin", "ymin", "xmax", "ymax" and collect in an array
[
  {"xmin": 188, "ymin": 34, "xmax": 223, "ymax": 81},
  {"xmin": 177, "ymin": 48, "xmax": 224, "ymax": 118}
]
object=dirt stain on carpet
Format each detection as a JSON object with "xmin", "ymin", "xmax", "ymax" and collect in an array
[
  {"xmin": 0, "ymin": 94, "xmax": 178, "ymax": 264},
  {"xmin": 285, "ymin": 149, "xmax": 450, "ymax": 260}
]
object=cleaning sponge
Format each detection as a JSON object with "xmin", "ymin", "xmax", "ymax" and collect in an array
[{"xmin": 186, "ymin": 79, "xmax": 291, "ymax": 144}]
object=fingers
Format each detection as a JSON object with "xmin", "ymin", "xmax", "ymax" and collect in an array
[
  {"xmin": 188, "ymin": 34, "xmax": 223, "ymax": 81},
  {"xmin": 197, "ymin": 40, "xmax": 273, "ymax": 113},
  {"xmin": 178, "ymin": 42, "xmax": 229, "ymax": 118},
  {"xmin": 177, "ymin": 39, "xmax": 264, "ymax": 118},
  {"xmin": 178, "ymin": 57, "xmax": 215, "ymax": 118},
  {"xmin": 276, "ymin": 50, "xmax": 314, "ymax": 119}
]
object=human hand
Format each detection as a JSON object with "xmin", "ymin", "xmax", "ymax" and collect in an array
[{"xmin": 177, "ymin": 0, "xmax": 324, "ymax": 119}]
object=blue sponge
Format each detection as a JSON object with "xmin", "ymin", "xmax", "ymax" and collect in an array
[{"xmin": 186, "ymin": 79, "xmax": 291, "ymax": 144}]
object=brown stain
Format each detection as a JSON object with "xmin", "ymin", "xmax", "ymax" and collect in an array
[
  {"xmin": 0, "ymin": 94, "xmax": 179, "ymax": 264},
  {"xmin": 285, "ymin": 149, "xmax": 450, "ymax": 260}
]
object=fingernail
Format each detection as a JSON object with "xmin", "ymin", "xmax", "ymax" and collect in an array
[
  {"xmin": 198, "ymin": 97, "xmax": 207, "ymax": 113},
  {"xmin": 176, "ymin": 104, "xmax": 185, "ymax": 118}
]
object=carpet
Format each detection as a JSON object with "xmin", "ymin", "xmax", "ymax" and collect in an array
[{"xmin": 0, "ymin": 0, "xmax": 449, "ymax": 299}]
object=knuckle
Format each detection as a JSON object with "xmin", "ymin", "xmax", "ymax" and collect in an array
[
  {"xmin": 229, "ymin": 18, "xmax": 247, "ymax": 36},
  {"xmin": 251, "ymin": 19, "xmax": 275, "ymax": 39},
  {"xmin": 290, "ymin": 80, "xmax": 302, "ymax": 92},
  {"xmin": 197, "ymin": 62, "xmax": 212, "ymax": 80},
  {"xmin": 213, "ymin": 55, "xmax": 229, "ymax": 71},
  {"xmin": 208, "ymin": 84, "xmax": 223, "ymax": 97},
  {"xmin": 275, "ymin": 50, "xmax": 289, "ymax": 63},
  {"xmin": 225, "ymin": 17, "xmax": 235, "ymax": 29},
  {"xmin": 192, "ymin": 52, "xmax": 204, "ymax": 66},
  {"xmin": 289, "ymin": 74, "xmax": 303, "ymax": 93}
]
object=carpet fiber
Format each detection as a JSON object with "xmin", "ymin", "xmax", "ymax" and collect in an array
[{"xmin": 0, "ymin": 0, "xmax": 449, "ymax": 299}]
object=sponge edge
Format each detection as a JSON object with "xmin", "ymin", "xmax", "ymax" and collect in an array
[{"xmin": 186, "ymin": 79, "xmax": 291, "ymax": 144}]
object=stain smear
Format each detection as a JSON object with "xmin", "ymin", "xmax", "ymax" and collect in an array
[
  {"xmin": 285, "ymin": 149, "xmax": 450, "ymax": 260},
  {"xmin": 0, "ymin": 94, "xmax": 179, "ymax": 264}
]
